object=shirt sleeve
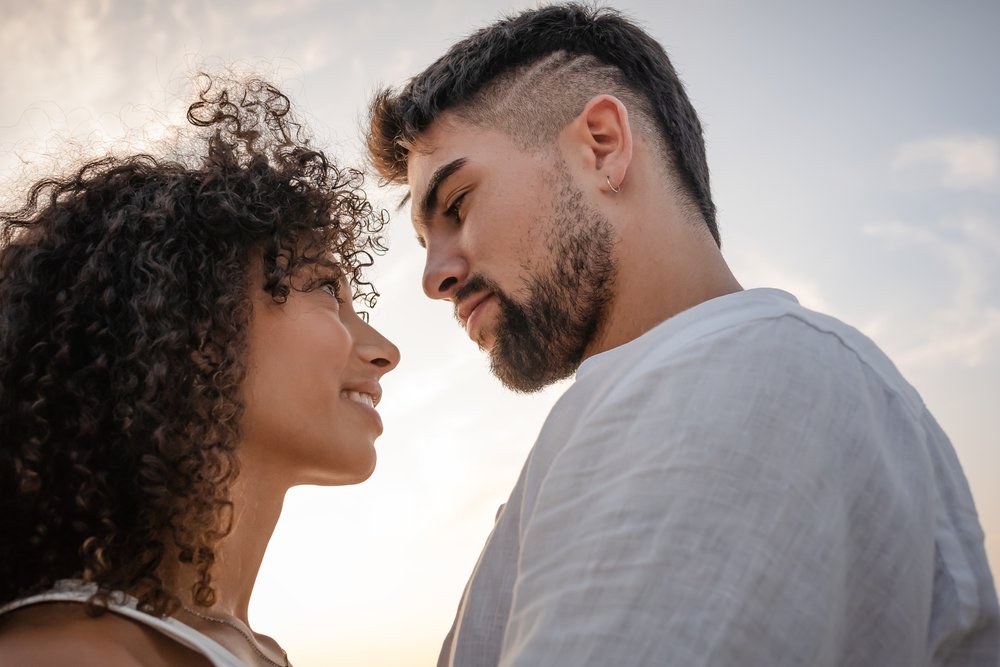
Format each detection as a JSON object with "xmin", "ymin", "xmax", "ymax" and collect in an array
[{"xmin": 498, "ymin": 319, "xmax": 935, "ymax": 666}]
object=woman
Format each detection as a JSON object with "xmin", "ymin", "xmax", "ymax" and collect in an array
[{"xmin": 0, "ymin": 78, "xmax": 399, "ymax": 666}]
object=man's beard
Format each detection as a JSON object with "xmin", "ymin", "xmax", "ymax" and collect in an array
[{"xmin": 456, "ymin": 176, "xmax": 616, "ymax": 393}]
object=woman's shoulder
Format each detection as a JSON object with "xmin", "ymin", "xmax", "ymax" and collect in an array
[{"xmin": 0, "ymin": 601, "xmax": 215, "ymax": 667}]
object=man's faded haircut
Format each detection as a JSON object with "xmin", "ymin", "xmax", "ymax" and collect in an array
[{"xmin": 366, "ymin": 3, "xmax": 720, "ymax": 246}]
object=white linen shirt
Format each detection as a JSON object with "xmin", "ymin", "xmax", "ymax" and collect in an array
[{"xmin": 439, "ymin": 288, "xmax": 999, "ymax": 667}]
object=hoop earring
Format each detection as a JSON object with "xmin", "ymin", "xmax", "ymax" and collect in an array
[{"xmin": 607, "ymin": 175, "xmax": 622, "ymax": 194}]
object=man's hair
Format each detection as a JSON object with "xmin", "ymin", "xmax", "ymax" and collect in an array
[
  {"xmin": 0, "ymin": 77, "xmax": 384, "ymax": 616},
  {"xmin": 367, "ymin": 3, "xmax": 719, "ymax": 245}
]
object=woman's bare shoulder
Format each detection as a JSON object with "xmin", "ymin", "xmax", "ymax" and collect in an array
[{"xmin": 0, "ymin": 602, "xmax": 215, "ymax": 667}]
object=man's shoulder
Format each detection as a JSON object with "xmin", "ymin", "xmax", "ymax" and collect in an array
[
  {"xmin": 529, "ymin": 292, "xmax": 934, "ymax": 514},
  {"xmin": 586, "ymin": 292, "xmax": 885, "ymax": 389},
  {"xmin": 561, "ymin": 290, "xmax": 926, "ymax": 441},
  {"xmin": 650, "ymin": 291, "xmax": 875, "ymax": 367}
]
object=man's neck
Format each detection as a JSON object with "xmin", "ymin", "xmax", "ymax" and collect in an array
[{"xmin": 583, "ymin": 204, "xmax": 742, "ymax": 360}]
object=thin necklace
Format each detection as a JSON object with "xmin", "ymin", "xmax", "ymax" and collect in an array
[{"xmin": 181, "ymin": 603, "xmax": 291, "ymax": 667}]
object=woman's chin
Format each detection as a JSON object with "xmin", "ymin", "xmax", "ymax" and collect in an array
[{"xmin": 296, "ymin": 450, "xmax": 377, "ymax": 487}]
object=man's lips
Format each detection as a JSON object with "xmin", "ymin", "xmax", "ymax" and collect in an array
[{"xmin": 456, "ymin": 291, "xmax": 494, "ymax": 330}]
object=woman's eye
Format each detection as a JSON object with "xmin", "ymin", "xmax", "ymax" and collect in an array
[
  {"xmin": 445, "ymin": 193, "xmax": 465, "ymax": 222},
  {"xmin": 321, "ymin": 282, "xmax": 344, "ymax": 304}
]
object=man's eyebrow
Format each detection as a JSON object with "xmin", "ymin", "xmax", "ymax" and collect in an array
[{"xmin": 415, "ymin": 157, "xmax": 467, "ymax": 228}]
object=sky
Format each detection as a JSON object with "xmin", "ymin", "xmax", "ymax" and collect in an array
[{"xmin": 1, "ymin": 1, "xmax": 998, "ymax": 665}]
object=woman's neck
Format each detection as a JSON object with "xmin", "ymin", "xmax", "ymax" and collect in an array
[{"xmin": 168, "ymin": 468, "xmax": 287, "ymax": 623}]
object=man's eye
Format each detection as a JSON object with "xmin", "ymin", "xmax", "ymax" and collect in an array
[{"xmin": 444, "ymin": 193, "xmax": 465, "ymax": 222}]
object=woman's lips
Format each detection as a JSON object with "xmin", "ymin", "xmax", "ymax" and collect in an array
[{"xmin": 341, "ymin": 391, "xmax": 383, "ymax": 433}]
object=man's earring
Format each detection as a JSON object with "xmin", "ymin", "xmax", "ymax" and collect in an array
[{"xmin": 607, "ymin": 175, "xmax": 622, "ymax": 193}]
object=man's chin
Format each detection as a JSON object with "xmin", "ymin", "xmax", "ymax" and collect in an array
[
  {"xmin": 489, "ymin": 350, "xmax": 550, "ymax": 394},
  {"xmin": 474, "ymin": 330, "xmax": 497, "ymax": 352}
]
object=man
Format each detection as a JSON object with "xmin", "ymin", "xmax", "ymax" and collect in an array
[{"xmin": 367, "ymin": 4, "xmax": 998, "ymax": 666}]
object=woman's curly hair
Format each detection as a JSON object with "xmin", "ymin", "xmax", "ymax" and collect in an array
[{"xmin": 0, "ymin": 77, "xmax": 386, "ymax": 616}]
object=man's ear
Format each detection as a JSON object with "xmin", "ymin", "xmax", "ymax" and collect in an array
[{"xmin": 565, "ymin": 94, "xmax": 633, "ymax": 193}]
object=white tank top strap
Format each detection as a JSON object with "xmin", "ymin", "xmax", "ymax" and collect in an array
[{"xmin": 0, "ymin": 580, "xmax": 248, "ymax": 667}]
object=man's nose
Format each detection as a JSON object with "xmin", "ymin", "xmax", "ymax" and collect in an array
[{"xmin": 422, "ymin": 244, "xmax": 468, "ymax": 300}]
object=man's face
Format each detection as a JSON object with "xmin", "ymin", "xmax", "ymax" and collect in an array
[{"xmin": 408, "ymin": 116, "xmax": 616, "ymax": 392}]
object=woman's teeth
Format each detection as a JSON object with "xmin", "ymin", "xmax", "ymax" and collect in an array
[{"xmin": 344, "ymin": 390, "xmax": 374, "ymax": 408}]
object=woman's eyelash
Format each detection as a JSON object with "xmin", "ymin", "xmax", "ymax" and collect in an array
[{"xmin": 320, "ymin": 281, "xmax": 344, "ymax": 303}]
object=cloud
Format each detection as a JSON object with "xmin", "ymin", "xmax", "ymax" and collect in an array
[
  {"xmin": 863, "ymin": 213, "xmax": 1000, "ymax": 368},
  {"xmin": 729, "ymin": 249, "xmax": 833, "ymax": 314},
  {"xmin": 247, "ymin": 0, "xmax": 319, "ymax": 20},
  {"xmin": 891, "ymin": 135, "xmax": 1000, "ymax": 191},
  {"xmin": 898, "ymin": 309, "xmax": 1000, "ymax": 368}
]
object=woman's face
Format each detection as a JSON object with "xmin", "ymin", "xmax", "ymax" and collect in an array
[{"xmin": 240, "ymin": 269, "xmax": 399, "ymax": 486}]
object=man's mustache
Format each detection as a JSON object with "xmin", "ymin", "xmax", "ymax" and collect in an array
[{"xmin": 452, "ymin": 274, "xmax": 505, "ymax": 323}]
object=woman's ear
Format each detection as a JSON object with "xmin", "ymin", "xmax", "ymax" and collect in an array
[{"xmin": 564, "ymin": 94, "xmax": 633, "ymax": 194}]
